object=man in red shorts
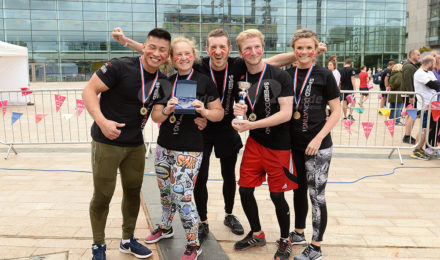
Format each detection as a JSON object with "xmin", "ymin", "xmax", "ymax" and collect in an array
[{"xmin": 232, "ymin": 29, "xmax": 296, "ymax": 260}]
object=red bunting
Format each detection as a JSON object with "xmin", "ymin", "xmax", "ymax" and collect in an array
[
  {"xmin": 76, "ymin": 99, "xmax": 85, "ymax": 116},
  {"xmin": 385, "ymin": 119, "xmax": 396, "ymax": 137},
  {"xmin": 0, "ymin": 100, "xmax": 7, "ymax": 117},
  {"xmin": 343, "ymin": 120, "xmax": 354, "ymax": 135},
  {"xmin": 20, "ymin": 87, "xmax": 32, "ymax": 96},
  {"xmin": 35, "ymin": 114, "xmax": 47, "ymax": 124},
  {"xmin": 362, "ymin": 122, "xmax": 374, "ymax": 139},
  {"xmin": 55, "ymin": 94, "xmax": 66, "ymax": 112},
  {"xmin": 431, "ymin": 101, "xmax": 440, "ymax": 122}
]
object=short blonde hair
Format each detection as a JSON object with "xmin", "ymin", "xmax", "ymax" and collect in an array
[
  {"xmin": 170, "ymin": 36, "xmax": 200, "ymax": 63},
  {"xmin": 290, "ymin": 29, "xmax": 319, "ymax": 49},
  {"xmin": 235, "ymin": 29, "xmax": 265, "ymax": 51},
  {"xmin": 392, "ymin": 63, "xmax": 402, "ymax": 72}
]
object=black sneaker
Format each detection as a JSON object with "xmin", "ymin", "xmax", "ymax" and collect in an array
[
  {"xmin": 294, "ymin": 244, "xmax": 322, "ymax": 260},
  {"xmin": 274, "ymin": 238, "xmax": 292, "ymax": 260},
  {"xmin": 224, "ymin": 215, "xmax": 244, "ymax": 235},
  {"xmin": 198, "ymin": 222, "xmax": 209, "ymax": 243},
  {"xmin": 234, "ymin": 231, "xmax": 266, "ymax": 251},
  {"xmin": 289, "ymin": 231, "xmax": 306, "ymax": 245},
  {"xmin": 347, "ymin": 114, "xmax": 355, "ymax": 121},
  {"xmin": 92, "ymin": 243, "xmax": 106, "ymax": 260},
  {"xmin": 402, "ymin": 135, "xmax": 416, "ymax": 144}
]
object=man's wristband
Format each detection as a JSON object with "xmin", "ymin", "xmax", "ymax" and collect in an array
[
  {"xmin": 162, "ymin": 107, "xmax": 170, "ymax": 116},
  {"xmin": 123, "ymin": 37, "xmax": 129, "ymax": 47}
]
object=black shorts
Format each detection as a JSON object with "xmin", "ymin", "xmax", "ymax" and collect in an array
[
  {"xmin": 359, "ymin": 87, "xmax": 369, "ymax": 97},
  {"xmin": 379, "ymin": 84, "xmax": 388, "ymax": 99},
  {"xmin": 340, "ymin": 92, "xmax": 354, "ymax": 102}
]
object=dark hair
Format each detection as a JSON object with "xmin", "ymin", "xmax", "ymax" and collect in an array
[
  {"xmin": 147, "ymin": 28, "xmax": 171, "ymax": 42},
  {"xmin": 388, "ymin": 60, "xmax": 396, "ymax": 67},
  {"xmin": 206, "ymin": 29, "xmax": 231, "ymax": 46},
  {"xmin": 360, "ymin": 65, "xmax": 366, "ymax": 70},
  {"xmin": 345, "ymin": 58, "xmax": 352, "ymax": 65}
]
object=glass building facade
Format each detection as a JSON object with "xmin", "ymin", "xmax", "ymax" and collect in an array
[
  {"xmin": 0, "ymin": 0, "xmax": 407, "ymax": 82},
  {"xmin": 428, "ymin": 0, "xmax": 440, "ymax": 47}
]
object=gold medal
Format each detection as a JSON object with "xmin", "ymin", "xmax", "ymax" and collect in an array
[
  {"xmin": 248, "ymin": 113, "xmax": 257, "ymax": 122},
  {"xmin": 293, "ymin": 111, "xmax": 301, "ymax": 120},
  {"xmin": 140, "ymin": 106, "xmax": 147, "ymax": 115},
  {"xmin": 169, "ymin": 114, "xmax": 176, "ymax": 123}
]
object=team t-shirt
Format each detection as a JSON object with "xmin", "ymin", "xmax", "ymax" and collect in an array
[
  {"xmin": 380, "ymin": 68, "xmax": 392, "ymax": 90},
  {"xmin": 339, "ymin": 66, "xmax": 355, "ymax": 90},
  {"xmin": 93, "ymin": 56, "xmax": 168, "ymax": 146},
  {"xmin": 156, "ymin": 70, "xmax": 219, "ymax": 152},
  {"xmin": 359, "ymin": 71, "xmax": 369, "ymax": 88},
  {"xmin": 286, "ymin": 65, "xmax": 341, "ymax": 151},
  {"xmin": 413, "ymin": 68, "xmax": 438, "ymax": 109},
  {"xmin": 244, "ymin": 64, "xmax": 293, "ymax": 150}
]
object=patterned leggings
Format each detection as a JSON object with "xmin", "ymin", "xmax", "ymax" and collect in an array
[{"xmin": 154, "ymin": 145, "xmax": 203, "ymax": 245}]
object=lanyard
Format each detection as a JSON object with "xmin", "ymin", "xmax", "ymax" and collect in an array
[
  {"xmin": 293, "ymin": 65, "xmax": 314, "ymax": 109},
  {"xmin": 172, "ymin": 69, "xmax": 194, "ymax": 98},
  {"xmin": 139, "ymin": 57, "xmax": 159, "ymax": 104},
  {"xmin": 245, "ymin": 63, "xmax": 267, "ymax": 111},
  {"xmin": 209, "ymin": 59, "xmax": 228, "ymax": 103}
]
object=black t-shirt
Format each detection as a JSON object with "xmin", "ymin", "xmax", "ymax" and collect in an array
[
  {"xmin": 93, "ymin": 56, "xmax": 168, "ymax": 146},
  {"xmin": 339, "ymin": 66, "xmax": 355, "ymax": 90},
  {"xmin": 194, "ymin": 57, "xmax": 246, "ymax": 134},
  {"xmin": 157, "ymin": 70, "xmax": 219, "ymax": 152},
  {"xmin": 244, "ymin": 64, "xmax": 293, "ymax": 150},
  {"xmin": 380, "ymin": 68, "xmax": 392, "ymax": 88},
  {"xmin": 286, "ymin": 65, "xmax": 340, "ymax": 151}
]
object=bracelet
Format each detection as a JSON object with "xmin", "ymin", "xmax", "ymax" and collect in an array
[
  {"xmin": 123, "ymin": 37, "xmax": 129, "ymax": 47},
  {"xmin": 162, "ymin": 107, "xmax": 170, "ymax": 116}
]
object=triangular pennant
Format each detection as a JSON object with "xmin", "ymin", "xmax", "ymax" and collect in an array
[
  {"xmin": 346, "ymin": 94, "xmax": 354, "ymax": 104},
  {"xmin": 343, "ymin": 120, "xmax": 354, "ymax": 135},
  {"xmin": 1, "ymin": 100, "xmax": 7, "ymax": 117},
  {"xmin": 55, "ymin": 94, "xmax": 66, "ymax": 112},
  {"xmin": 362, "ymin": 122, "xmax": 374, "ymax": 139},
  {"xmin": 406, "ymin": 104, "xmax": 413, "ymax": 109},
  {"xmin": 431, "ymin": 101, "xmax": 440, "ymax": 122},
  {"xmin": 379, "ymin": 108, "xmax": 391, "ymax": 117},
  {"xmin": 35, "ymin": 114, "xmax": 47, "ymax": 124},
  {"xmin": 385, "ymin": 119, "xmax": 396, "ymax": 137},
  {"xmin": 406, "ymin": 109, "xmax": 418, "ymax": 121},
  {"xmin": 62, "ymin": 113, "xmax": 73, "ymax": 120},
  {"xmin": 353, "ymin": 107, "xmax": 364, "ymax": 114},
  {"xmin": 76, "ymin": 99, "xmax": 85, "ymax": 116},
  {"xmin": 11, "ymin": 112, "xmax": 23, "ymax": 125},
  {"xmin": 20, "ymin": 87, "xmax": 32, "ymax": 96}
]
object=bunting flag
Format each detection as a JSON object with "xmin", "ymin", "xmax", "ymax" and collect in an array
[
  {"xmin": 406, "ymin": 109, "xmax": 418, "ymax": 121},
  {"xmin": 11, "ymin": 112, "xmax": 23, "ymax": 125},
  {"xmin": 353, "ymin": 107, "xmax": 364, "ymax": 114},
  {"xmin": 62, "ymin": 114, "xmax": 73, "ymax": 120},
  {"xmin": 378, "ymin": 94, "xmax": 382, "ymax": 99},
  {"xmin": 343, "ymin": 120, "xmax": 354, "ymax": 135},
  {"xmin": 401, "ymin": 110, "xmax": 407, "ymax": 117},
  {"xmin": 55, "ymin": 94, "xmax": 66, "ymax": 112},
  {"xmin": 379, "ymin": 108, "xmax": 391, "ymax": 117},
  {"xmin": 346, "ymin": 94, "xmax": 354, "ymax": 104},
  {"xmin": 0, "ymin": 100, "xmax": 7, "ymax": 117},
  {"xmin": 385, "ymin": 119, "xmax": 396, "ymax": 137},
  {"xmin": 76, "ymin": 99, "xmax": 85, "ymax": 116},
  {"xmin": 362, "ymin": 122, "xmax": 374, "ymax": 139},
  {"xmin": 431, "ymin": 101, "xmax": 440, "ymax": 122},
  {"xmin": 20, "ymin": 87, "xmax": 32, "ymax": 96},
  {"xmin": 35, "ymin": 114, "xmax": 47, "ymax": 124},
  {"xmin": 406, "ymin": 104, "xmax": 413, "ymax": 109}
]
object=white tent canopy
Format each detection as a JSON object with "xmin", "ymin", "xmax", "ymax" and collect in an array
[{"xmin": 0, "ymin": 41, "xmax": 29, "ymax": 105}]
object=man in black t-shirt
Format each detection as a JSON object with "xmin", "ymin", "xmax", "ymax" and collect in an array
[
  {"xmin": 379, "ymin": 60, "xmax": 395, "ymax": 109},
  {"xmin": 338, "ymin": 58, "xmax": 356, "ymax": 121},
  {"xmin": 82, "ymin": 28, "xmax": 171, "ymax": 260}
]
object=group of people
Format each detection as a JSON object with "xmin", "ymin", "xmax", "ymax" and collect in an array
[{"xmin": 82, "ymin": 26, "xmax": 342, "ymax": 260}]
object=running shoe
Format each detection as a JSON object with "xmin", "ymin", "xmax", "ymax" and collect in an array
[
  {"xmin": 181, "ymin": 243, "xmax": 202, "ymax": 260},
  {"xmin": 274, "ymin": 238, "xmax": 292, "ymax": 260},
  {"xmin": 395, "ymin": 121, "xmax": 404, "ymax": 126},
  {"xmin": 145, "ymin": 226, "xmax": 174, "ymax": 243},
  {"xmin": 92, "ymin": 243, "xmax": 106, "ymax": 260},
  {"xmin": 120, "ymin": 236, "xmax": 152, "ymax": 258},
  {"xmin": 402, "ymin": 135, "xmax": 416, "ymax": 144},
  {"xmin": 347, "ymin": 115, "xmax": 355, "ymax": 121},
  {"xmin": 294, "ymin": 244, "xmax": 322, "ymax": 260},
  {"xmin": 224, "ymin": 215, "xmax": 244, "ymax": 235},
  {"xmin": 234, "ymin": 231, "xmax": 266, "ymax": 251},
  {"xmin": 198, "ymin": 222, "xmax": 209, "ymax": 243},
  {"xmin": 410, "ymin": 149, "xmax": 430, "ymax": 161},
  {"xmin": 289, "ymin": 231, "xmax": 307, "ymax": 245}
]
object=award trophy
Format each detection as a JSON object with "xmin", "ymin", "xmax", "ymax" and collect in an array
[{"xmin": 234, "ymin": 81, "xmax": 251, "ymax": 121}]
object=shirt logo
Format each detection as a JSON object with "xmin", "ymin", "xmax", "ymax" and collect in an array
[{"xmin": 282, "ymin": 183, "xmax": 287, "ymax": 189}]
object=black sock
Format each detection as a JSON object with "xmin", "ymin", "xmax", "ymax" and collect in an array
[{"xmin": 311, "ymin": 244, "xmax": 321, "ymax": 250}]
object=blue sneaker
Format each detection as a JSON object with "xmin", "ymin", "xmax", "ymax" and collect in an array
[
  {"xmin": 92, "ymin": 243, "xmax": 106, "ymax": 260},
  {"xmin": 120, "ymin": 236, "xmax": 153, "ymax": 258}
]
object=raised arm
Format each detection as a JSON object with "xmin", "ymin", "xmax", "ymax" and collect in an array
[{"xmin": 112, "ymin": 27, "xmax": 143, "ymax": 54}]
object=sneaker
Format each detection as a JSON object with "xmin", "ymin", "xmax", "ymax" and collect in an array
[
  {"xmin": 395, "ymin": 121, "xmax": 404, "ymax": 126},
  {"xmin": 410, "ymin": 149, "xmax": 430, "ymax": 161},
  {"xmin": 120, "ymin": 236, "xmax": 152, "ymax": 258},
  {"xmin": 224, "ymin": 215, "xmax": 244, "ymax": 235},
  {"xmin": 234, "ymin": 231, "xmax": 266, "ymax": 251},
  {"xmin": 145, "ymin": 226, "xmax": 174, "ymax": 243},
  {"xmin": 347, "ymin": 115, "xmax": 355, "ymax": 121},
  {"xmin": 343, "ymin": 117, "xmax": 347, "ymax": 120},
  {"xmin": 419, "ymin": 149, "xmax": 430, "ymax": 158},
  {"xmin": 289, "ymin": 231, "xmax": 306, "ymax": 245},
  {"xmin": 181, "ymin": 243, "xmax": 202, "ymax": 260},
  {"xmin": 274, "ymin": 238, "xmax": 292, "ymax": 260},
  {"xmin": 92, "ymin": 243, "xmax": 106, "ymax": 260},
  {"xmin": 402, "ymin": 135, "xmax": 416, "ymax": 144},
  {"xmin": 294, "ymin": 244, "xmax": 322, "ymax": 260},
  {"xmin": 198, "ymin": 222, "xmax": 209, "ymax": 243}
]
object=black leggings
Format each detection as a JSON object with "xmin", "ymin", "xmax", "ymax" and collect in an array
[
  {"xmin": 240, "ymin": 187, "xmax": 290, "ymax": 238},
  {"xmin": 194, "ymin": 142, "xmax": 238, "ymax": 221}
]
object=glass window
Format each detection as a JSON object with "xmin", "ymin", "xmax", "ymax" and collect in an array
[
  {"xmin": 32, "ymin": 41, "xmax": 58, "ymax": 52},
  {"xmin": 133, "ymin": 12, "xmax": 155, "ymax": 22},
  {"xmin": 133, "ymin": 22, "xmax": 154, "ymax": 32},
  {"xmin": 58, "ymin": 1, "xmax": 83, "ymax": 11},
  {"xmin": 32, "ymin": 20, "xmax": 57, "ymax": 31},
  {"xmin": 83, "ymin": 11, "xmax": 107, "ymax": 20},
  {"xmin": 84, "ymin": 21, "xmax": 107, "ymax": 31},
  {"xmin": 59, "ymin": 11, "xmax": 83, "ymax": 20},
  {"xmin": 109, "ymin": 3, "xmax": 132, "ymax": 12},
  {"xmin": 108, "ymin": 21, "xmax": 132, "ymax": 31},
  {"xmin": 59, "ymin": 20, "xmax": 83, "ymax": 30},
  {"xmin": 5, "ymin": 0, "xmax": 29, "ymax": 9},
  {"xmin": 4, "ymin": 9, "xmax": 30, "ymax": 19},
  {"xmin": 32, "ymin": 31, "xmax": 58, "ymax": 42},
  {"xmin": 30, "ymin": 0, "xmax": 56, "ymax": 10},
  {"xmin": 83, "ymin": 2, "xmax": 104, "ymax": 11},
  {"xmin": 108, "ymin": 12, "xmax": 132, "ymax": 21},
  {"xmin": 59, "ymin": 31, "xmax": 84, "ymax": 41},
  {"xmin": 5, "ymin": 19, "xmax": 31, "ymax": 30},
  {"xmin": 31, "ymin": 10, "xmax": 57, "ymax": 20},
  {"xmin": 84, "ymin": 32, "xmax": 107, "ymax": 41},
  {"xmin": 61, "ymin": 42, "xmax": 85, "ymax": 52}
]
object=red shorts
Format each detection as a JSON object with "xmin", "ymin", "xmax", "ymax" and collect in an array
[{"xmin": 238, "ymin": 137, "xmax": 298, "ymax": 192}]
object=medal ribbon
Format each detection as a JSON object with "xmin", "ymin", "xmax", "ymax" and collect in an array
[
  {"xmin": 139, "ymin": 57, "xmax": 159, "ymax": 104},
  {"xmin": 245, "ymin": 63, "xmax": 267, "ymax": 112},
  {"xmin": 209, "ymin": 60, "xmax": 228, "ymax": 103},
  {"xmin": 293, "ymin": 65, "xmax": 314, "ymax": 110},
  {"xmin": 172, "ymin": 69, "xmax": 194, "ymax": 98}
]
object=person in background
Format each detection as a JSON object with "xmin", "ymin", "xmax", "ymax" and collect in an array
[
  {"xmin": 339, "ymin": 59, "xmax": 356, "ymax": 121},
  {"xmin": 379, "ymin": 61, "xmax": 395, "ymax": 110},
  {"xmin": 358, "ymin": 65, "xmax": 369, "ymax": 108},
  {"xmin": 388, "ymin": 63, "xmax": 404, "ymax": 126}
]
